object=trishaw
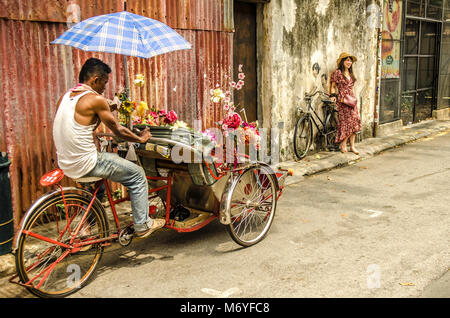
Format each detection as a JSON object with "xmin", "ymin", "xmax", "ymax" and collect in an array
[{"xmin": 9, "ymin": 128, "xmax": 290, "ymax": 297}]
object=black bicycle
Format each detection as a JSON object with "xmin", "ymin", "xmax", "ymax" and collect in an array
[{"xmin": 293, "ymin": 91, "xmax": 338, "ymax": 159}]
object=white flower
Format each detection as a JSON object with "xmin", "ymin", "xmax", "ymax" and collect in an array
[
  {"xmin": 133, "ymin": 74, "xmax": 145, "ymax": 87},
  {"xmin": 211, "ymin": 88, "xmax": 225, "ymax": 103},
  {"xmin": 170, "ymin": 120, "xmax": 189, "ymax": 130}
]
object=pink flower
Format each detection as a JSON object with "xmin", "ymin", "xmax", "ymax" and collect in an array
[
  {"xmin": 238, "ymin": 73, "xmax": 245, "ymax": 80},
  {"xmin": 230, "ymin": 81, "xmax": 236, "ymax": 88},
  {"xmin": 238, "ymin": 64, "xmax": 243, "ymax": 73},
  {"xmin": 237, "ymin": 80, "xmax": 244, "ymax": 86}
]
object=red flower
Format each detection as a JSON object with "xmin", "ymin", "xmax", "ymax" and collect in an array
[
  {"xmin": 223, "ymin": 112, "xmax": 241, "ymax": 129},
  {"xmin": 165, "ymin": 110, "xmax": 178, "ymax": 124}
]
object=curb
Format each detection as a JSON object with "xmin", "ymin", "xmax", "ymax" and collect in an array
[{"xmin": 277, "ymin": 119, "xmax": 450, "ymax": 186}]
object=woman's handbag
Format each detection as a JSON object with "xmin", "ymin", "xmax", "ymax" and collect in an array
[{"xmin": 341, "ymin": 94, "xmax": 357, "ymax": 108}]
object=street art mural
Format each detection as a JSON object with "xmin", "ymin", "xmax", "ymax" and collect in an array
[
  {"xmin": 308, "ymin": 62, "xmax": 329, "ymax": 95},
  {"xmin": 381, "ymin": 0, "xmax": 402, "ymax": 79}
]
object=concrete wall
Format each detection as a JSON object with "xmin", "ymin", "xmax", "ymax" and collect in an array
[{"xmin": 258, "ymin": 0, "xmax": 381, "ymax": 161}]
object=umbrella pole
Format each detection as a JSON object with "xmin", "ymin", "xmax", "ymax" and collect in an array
[
  {"xmin": 123, "ymin": 54, "xmax": 132, "ymax": 129},
  {"xmin": 123, "ymin": 0, "xmax": 132, "ymax": 129}
]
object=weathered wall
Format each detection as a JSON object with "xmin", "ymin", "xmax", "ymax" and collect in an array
[{"xmin": 259, "ymin": 0, "xmax": 381, "ymax": 161}]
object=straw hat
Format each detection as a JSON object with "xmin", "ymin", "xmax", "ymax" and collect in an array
[{"xmin": 336, "ymin": 52, "xmax": 357, "ymax": 66}]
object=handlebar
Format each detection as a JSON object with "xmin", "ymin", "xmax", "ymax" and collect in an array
[{"xmin": 304, "ymin": 91, "xmax": 330, "ymax": 99}]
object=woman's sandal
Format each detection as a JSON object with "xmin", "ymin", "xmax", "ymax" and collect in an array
[{"xmin": 350, "ymin": 147, "xmax": 359, "ymax": 155}]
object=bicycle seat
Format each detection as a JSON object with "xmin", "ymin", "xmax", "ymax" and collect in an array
[
  {"xmin": 73, "ymin": 176, "xmax": 103, "ymax": 183},
  {"xmin": 40, "ymin": 169, "xmax": 65, "ymax": 187}
]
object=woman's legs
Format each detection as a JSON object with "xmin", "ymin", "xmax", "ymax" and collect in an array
[
  {"xmin": 339, "ymin": 137, "xmax": 348, "ymax": 152},
  {"xmin": 349, "ymin": 133, "xmax": 359, "ymax": 154},
  {"xmin": 339, "ymin": 133, "xmax": 359, "ymax": 154}
]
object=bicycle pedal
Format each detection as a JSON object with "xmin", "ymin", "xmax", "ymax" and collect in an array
[{"xmin": 118, "ymin": 227, "xmax": 134, "ymax": 247}]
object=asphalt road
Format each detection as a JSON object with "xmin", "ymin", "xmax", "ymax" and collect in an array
[{"xmin": 1, "ymin": 131, "xmax": 449, "ymax": 299}]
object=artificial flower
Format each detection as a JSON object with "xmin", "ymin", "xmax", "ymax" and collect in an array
[
  {"xmin": 210, "ymin": 88, "xmax": 225, "ymax": 103},
  {"xmin": 134, "ymin": 74, "xmax": 145, "ymax": 87},
  {"xmin": 223, "ymin": 112, "xmax": 241, "ymax": 129},
  {"xmin": 136, "ymin": 101, "xmax": 149, "ymax": 118},
  {"xmin": 164, "ymin": 110, "xmax": 178, "ymax": 124},
  {"xmin": 170, "ymin": 120, "xmax": 188, "ymax": 130}
]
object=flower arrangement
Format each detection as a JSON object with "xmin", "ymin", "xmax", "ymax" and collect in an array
[
  {"xmin": 115, "ymin": 74, "xmax": 189, "ymax": 130},
  {"xmin": 133, "ymin": 108, "xmax": 184, "ymax": 129},
  {"xmin": 206, "ymin": 64, "xmax": 260, "ymax": 149}
]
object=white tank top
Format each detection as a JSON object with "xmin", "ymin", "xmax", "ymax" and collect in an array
[{"xmin": 53, "ymin": 90, "xmax": 98, "ymax": 179}]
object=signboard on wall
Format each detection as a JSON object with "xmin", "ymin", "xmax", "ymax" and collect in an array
[{"xmin": 381, "ymin": 0, "xmax": 402, "ymax": 79}]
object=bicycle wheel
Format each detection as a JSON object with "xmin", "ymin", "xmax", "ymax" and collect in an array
[
  {"xmin": 293, "ymin": 114, "xmax": 312, "ymax": 159},
  {"xmin": 324, "ymin": 110, "xmax": 338, "ymax": 151},
  {"xmin": 226, "ymin": 165, "xmax": 277, "ymax": 247},
  {"xmin": 15, "ymin": 192, "xmax": 108, "ymax": 298}
]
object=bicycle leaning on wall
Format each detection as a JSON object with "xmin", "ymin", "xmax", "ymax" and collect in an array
[{"xmin": 293, "ymin": 91, "xmax": 338, "ymax": 159}]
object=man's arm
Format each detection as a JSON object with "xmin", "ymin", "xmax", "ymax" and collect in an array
[{"xmin": 92, "ymin": 96, "xmax": 151, "ymax": 143}]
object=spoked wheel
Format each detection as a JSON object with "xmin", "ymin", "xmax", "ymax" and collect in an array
[
  {"xmin": 15, "ymin": 193, "xmax": 108, "ymax": 298},
  {"xmin": 293, "ymin": 114, "xmax": 313, "ymax": 159},
  {"xmin": 325, "ymin": 110, "xmax": 338, "ymax": 151},
  {"xmin": 226, "ymin": 165, "xmax": 277, "ymax": 247}
]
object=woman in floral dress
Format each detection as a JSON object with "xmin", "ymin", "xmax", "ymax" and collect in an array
[{"xmin": 330, "ymin": 53, "xmax": 361, "ymax": 154}]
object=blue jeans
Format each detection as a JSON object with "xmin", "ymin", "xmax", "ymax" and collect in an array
[{"xmin": 83, "ymin": 152, "xmax": 152, "ymax": 231}]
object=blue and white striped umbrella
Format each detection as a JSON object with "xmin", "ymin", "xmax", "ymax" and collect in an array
[{"xmin": 51, "ymin": 11, "xmax": 191, "ymax": 58}]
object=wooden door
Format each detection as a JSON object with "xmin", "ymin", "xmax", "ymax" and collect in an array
[{"xmin": 233, "ymin": 1, "xmax": 257, "ymax": 123}]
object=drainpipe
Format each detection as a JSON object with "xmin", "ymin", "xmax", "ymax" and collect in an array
[{"xmin": 374, "ymin": 7, "xmax": 383, "ymax": 137}]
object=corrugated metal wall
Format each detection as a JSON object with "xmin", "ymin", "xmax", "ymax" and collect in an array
[
  {"xmin": 0, "ymin": 0, "xmax": 234, "ymax": 30},
  {"xmin": 0, "ymin": 0, "xmax": 234, "ymax": 228}
]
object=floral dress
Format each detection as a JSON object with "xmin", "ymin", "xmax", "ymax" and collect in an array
[{"xmin": 330, "ymin": 69, "xmax": 361, "ymax": 143}]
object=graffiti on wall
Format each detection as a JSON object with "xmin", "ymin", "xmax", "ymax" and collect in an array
[{"xmin": 308, "ymin": 62, "xmax": 329, "ymax": 95}]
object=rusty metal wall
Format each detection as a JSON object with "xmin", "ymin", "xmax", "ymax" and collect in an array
[
  {"xmin": 0, "ymin": 0, "xmax": 234, "ymax": 31},
  {"xmin": 0, "ymin": 19, "xmax": 71, "ymax": 224},
  {"xmin": 0, "ymin": 0, "xmax": 234, "ymax": 227}
]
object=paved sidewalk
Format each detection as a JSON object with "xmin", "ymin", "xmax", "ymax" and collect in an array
[
  {"xmin": 1, "ymin": 119, "xmax": 450, "ymax": 282},
  {"xmin": 278, "ymin": 119, "xmax": 450, "ymax": 186}
]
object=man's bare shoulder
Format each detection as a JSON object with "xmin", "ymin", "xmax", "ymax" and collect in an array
[{"xmin": 79, "ymin": 93, "xmax": 109, "ymax": 110}]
